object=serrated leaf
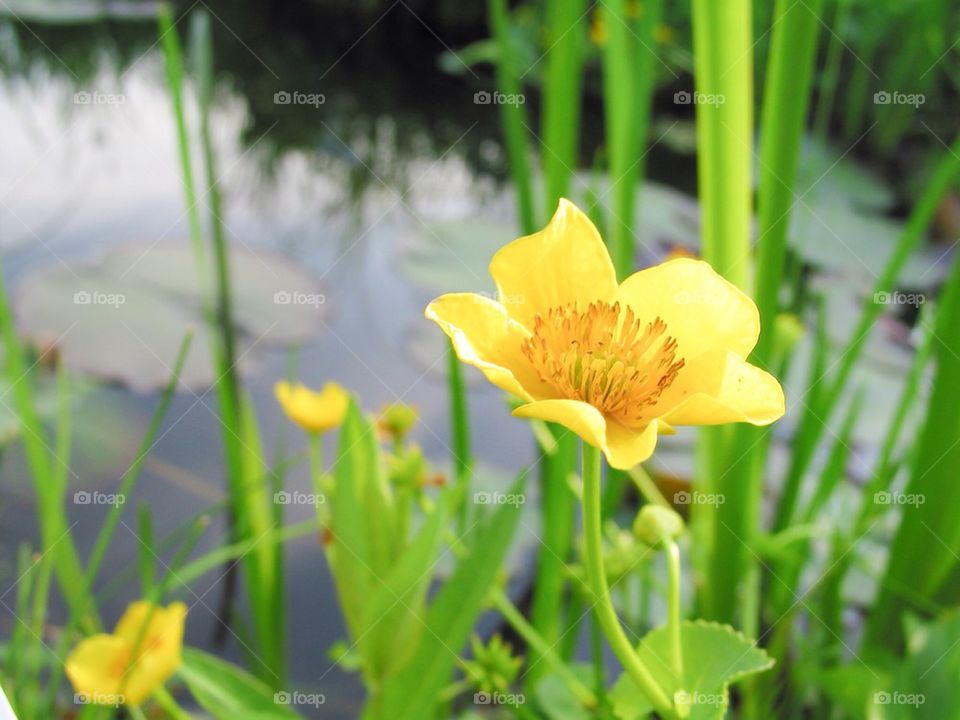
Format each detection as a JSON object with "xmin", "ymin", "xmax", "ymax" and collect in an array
[{"xmin": 609, "ymin": 620, "xmax": 774, "ymax": 720}]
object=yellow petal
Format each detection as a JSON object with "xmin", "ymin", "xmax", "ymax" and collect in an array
[
  {"xmin": 65, "ymin": 634, "xmax": 129, "ymax": 704},
  {"xmin": 490, "ymin": 199, "xmax": 618, "ymax": 329},
  {"xmin": 513, "ymin": 399, "xmax": 661, "ymax": 470},
  {"xmin": 616, "ymin": 258, "xmax": 760, "ymax": 360},
  {"xmin": 426, "ymin": 293, "xmax": 556, "ymax": 401},
  {"xmin": 114, "ymin": 601, "xmax": 188, "ymax": 704},
  {"xmin": 275, "ymin": 380, "xmax": 350, "ymax": 433},
  {"xmin": 660, "ymin": 353, "xmax": 785, "ymax": 426}
]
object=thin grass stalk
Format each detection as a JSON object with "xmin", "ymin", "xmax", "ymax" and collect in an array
[
  {"xmin": 812, "ymin": 0, "xmax": 851, "ymax": 141},
  {"xmin": 527, "ymin": 430, "xmax": 575, "ymax": 686},
  {"xmin": 41, "ymin": 333, "xmax": 193, "ymax": 717},
  {"xmin": 488, "ymin": 0, "xmax": 536, "ymax": 234},
  {"xmin": 865, "ymin": 245, "xmax": 960, "ymax": 648},
  {"xmin": 775, "ymin": 132, "xmax": 960, "ymax": 532},
  {"xmin": 0, "ymin": 255, "xmax": 88, "ymax": 626},
  {"xmin": 447, "ymin": 339, "xmax": 472, "ymax": 531},
  {"xmin": 689, "ymin": 0, "xmax": 753, "ymax": 625},
  {"xmin": 729, "ymin": 5, "xmax": 823, "ymax": 711},
  {"xmin": 541, "ymin": 0, "xmax": 587, "ymax": 207}
]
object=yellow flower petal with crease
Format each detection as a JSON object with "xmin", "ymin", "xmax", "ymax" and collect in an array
[
  {"xmin": 513, "ymin": 399, "xmax": 662, "ymax": 470},
  {"xmin": 275, "ymin": 380, "xmax": 350, "ymax": 434},
  {"xmin": 65, "ymin": 634, "xmax": 129, "ymax": 701},
  {"xmin": 615, "ymin": 257, "xmax": 760, "ymax": 360},
  {"xmin": 66, "ymin": 601, "xmax": 187, "ymax": 706},
  {"xmin": 490, "ymin": 199, "xmax": 618, "ymax": 329},
  {"xmin": 660, "ymin": 353, "xmax": 785, "ymax": 426},
  {"xmin": 426, "ymin": 293, "xmax": 556, "ymax": 400}
]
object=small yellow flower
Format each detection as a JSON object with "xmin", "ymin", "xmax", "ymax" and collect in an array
[
  {"xmin": 65, "ymin": 601, "xmax": 187, "ymax": 706},
  {"xmin": 275, "ymin": 380, "xmax": 349, "ymax": 434},
  {"xmin": 425, "ymin": 200, "xmax": 784, "ymax": 470}
]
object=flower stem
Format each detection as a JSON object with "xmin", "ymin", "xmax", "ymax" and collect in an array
[
  {"xmin": 581, "ymin": 444, "xmax": 674, "ymax": 717},
  {"xmin": 489, "ymin": 587, "xmax": 598, "ymax": 709},
  {"xmin": 664, "ymin": 540, "xmax": 684, "ymax": 681}
]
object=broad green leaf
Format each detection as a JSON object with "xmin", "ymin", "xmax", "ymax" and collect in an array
[
  {"xmin": 609, "ymin": 620, "xmax": 774, "ymax": 720},
  {"xmin": 358, "ymin": 501, "xmax": 447, "ymax": 681},
  {"xmin": 379, "ymin": 476, "xmax": 525, "ymax": 719},
  {"xmin": 178, "ymin": 647, "xmax": 301, "ymax": 719},
  {"xmin": 535, "ymin": 664, "xmax": 593, "ymax": 720}
]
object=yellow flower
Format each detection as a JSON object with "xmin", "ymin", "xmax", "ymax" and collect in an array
[
  {"xmin": 65, "ymin": 601, "xmax": 187, "ymax": 706},
  {"xmin": 275, "ymin": 380, "xmax": 349, "ymax": 434},
  {"xmin": 425, "ymin": 200, "xmax": 784, "ymax": 470}
]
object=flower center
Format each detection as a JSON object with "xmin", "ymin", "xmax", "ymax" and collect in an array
[{"xmin": 521, "ymin": 301, "xmax": 684, "ymax": 426}]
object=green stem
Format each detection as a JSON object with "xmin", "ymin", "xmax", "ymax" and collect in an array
[
  {"xmin": 664, "ymin": 540, "xmax": 684, "ymax": 681},
  {"xmin": 489, "ymin": 587, "xmax": 597, "ymax": 709},
  {"xmin": 581, "ymin": 444, "xmax": 674, "ymax": 717}
]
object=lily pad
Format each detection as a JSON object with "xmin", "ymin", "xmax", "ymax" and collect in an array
[
  {"xmin": 14, "ymin": 242, "xmax": 326, "ymax": 391},
  {"xmin": 609, "ymin": 620, "xmax": 774, "ymax": 720}
]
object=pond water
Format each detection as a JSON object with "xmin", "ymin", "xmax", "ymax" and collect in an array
[{"xmin": 0, "ymin": 6, "xmax": 546, "ymax": 716}]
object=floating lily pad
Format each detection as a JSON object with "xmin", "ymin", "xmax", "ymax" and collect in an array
[{"xmin": 14, "ymin": 242, "xmax": 326, "ymax": 391}]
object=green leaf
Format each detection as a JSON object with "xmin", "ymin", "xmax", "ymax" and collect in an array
[
  {"xmin": 327, "ymin": 400, "xmax": 397, "ymax": 639},
  {"xmin": 358, "ymin": 502, "xmax": 447, "ymax": 681},
  {"xmin": 178, "ymin": 647, "xmax": 301, "ymax": 719},
  {"xmin": 535, "ymin": 664, "xmax": 594, "ymax": 720},
  {"xmin": 379, "ymin": 476, "xmax": 525, "ymax": 719},
  {"xmin": 877, "ymin": 612, "xmax": 960, "ymax": 719},
  {"xmin": 609, "ymin": 620, "xmax": 774, "ymax": 720}
]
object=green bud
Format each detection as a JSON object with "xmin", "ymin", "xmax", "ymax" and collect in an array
[{"xmin": 633, "ymin": 505, "xmax": 685, "ymax": 547}]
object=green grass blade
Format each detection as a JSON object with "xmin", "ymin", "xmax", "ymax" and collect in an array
[
  {"xmin": 488, "ymin": 0, "xmax": 536, "ymax": 233},
  {"xmin": 541, "ymin": 0, "xmax": 587, "ymax": 207}
]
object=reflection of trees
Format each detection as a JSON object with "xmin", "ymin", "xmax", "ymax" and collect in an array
[{"xmin": 1, "ymin": 0, "xmax": 509, "ymax": 188}]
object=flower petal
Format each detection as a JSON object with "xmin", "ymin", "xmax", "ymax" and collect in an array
[
  {"xmin": 426, "ymin": 293, "xmax": 555, "ymax": 401},
  {"xmin": 490, "ymin": 199, "xmax": 618, "ymax": 328},
  {"xmin": 660, "ymin": 353, "xmax": 785, "ymax": 426},
  {"xmin": 512, "ymin": 399, "xmax": 662, "ymax": 469},
  {"xmin": 616, "ymin": 258, "xmax": 760, "ymax": 360},
  {"xmin": 114, "ymin": 602, "xmax": 187, "ymax": 705},
  {"xmin": 65, "ymin": 634, "xmax": 129, "ymax": 703}
]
